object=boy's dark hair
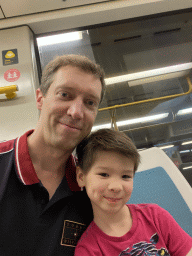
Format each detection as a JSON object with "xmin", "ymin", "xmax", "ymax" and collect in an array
[
  {"xmin": 40, "ymin": 54, "xmax": 106, "ymax": 103},
  {"xmin": 76, "ymin": 128, "xmax": 140, "ymax": 174}
]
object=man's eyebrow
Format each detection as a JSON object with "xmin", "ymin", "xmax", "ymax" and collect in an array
[
  {"xmin": 56, "ymin": 85, "xmax": 74, "ymax": 90},
  {"xmin": 87, "ymin": 94, "xmax": 100, "ymax": 103},
  {"xmin": 57, "ymin": 85, "xmax": 100, "ymax": 102}
]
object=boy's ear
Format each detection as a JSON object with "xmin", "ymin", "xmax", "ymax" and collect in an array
[
  {"xmin": 36, "ymin": 88, "xmax": 44, "ymax": 111},
  {"xmin": 76, "ymin": 166, "xmax": 86, "ymax": 187}
]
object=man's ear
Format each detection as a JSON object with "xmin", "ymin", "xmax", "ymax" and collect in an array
[
  {"xmin": 76, "ymin": 166, "xmax": 86, "ymax": 187},
  {"xmin": 36, "ymin": 88, "xmax": 44, "ymax": 111}
]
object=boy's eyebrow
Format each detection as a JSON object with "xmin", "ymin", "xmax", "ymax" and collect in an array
[{"xmin": 96, "ymin": 166, "xmax": 134, "ymax": 173}]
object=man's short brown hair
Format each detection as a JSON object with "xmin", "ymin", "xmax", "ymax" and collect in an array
[
  {"xmin": 76, "ymin": 128, "xmax": 140, "ymax": 174},
  {"xmin": 40, "ymin": 54, "xmax": 106, "ymax": 102}
]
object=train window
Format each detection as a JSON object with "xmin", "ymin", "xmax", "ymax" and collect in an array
[{"xmin": 37, "ymin": 10, "xmax": 192, "ymax": 185}]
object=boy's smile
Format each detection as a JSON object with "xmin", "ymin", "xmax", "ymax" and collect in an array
[{"xmin": 103, "ymin": 196, "xmax": 122, "ymax": 203}]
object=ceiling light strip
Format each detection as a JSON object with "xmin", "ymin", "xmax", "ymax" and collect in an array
[
  {"xmin": 104, "ymin": 63, "xmax": 192, "ymax": 85},
  {"xmin": 159, "ymin": 145, "xmax": 174, "ymax": 149},
  {"xmin": 182, "ymin": 140, "xmax": 192, "ymax": 145},
  {"xmin": 183, "ymin": 166, "xmax": 192, "ymax": 170},
  {"xmin": 37, "ymin": 31, "xmax": 83, "ymax": 46},
  {"xmin": 92, "ymin": 113, "xmax": 168, "ymax": 132},
  {"xmin": 179, "ymin": 150, "xmax": 190, "ymax": 153},
  {"xmin": 177, "ymin": 107, "xmax": 192, "ymax": 116}
]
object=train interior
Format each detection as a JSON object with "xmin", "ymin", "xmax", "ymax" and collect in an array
[{"xmin": 0, "ymin": 0, "xmax": 192, "ymax": 234}]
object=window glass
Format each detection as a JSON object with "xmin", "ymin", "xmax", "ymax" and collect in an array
[{"xmin": 37, "ymin": 10, "xmax": 192, "ymax": 185}]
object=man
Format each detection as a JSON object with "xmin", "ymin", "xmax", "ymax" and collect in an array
[{"xmin": 0, "ymin": 54, "xmax": 105, "ymax": 255}]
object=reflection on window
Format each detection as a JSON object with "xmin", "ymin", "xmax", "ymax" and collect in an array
[{"xmin": 37, "ymin": 10, "xmax": 192, "ymax": 184}]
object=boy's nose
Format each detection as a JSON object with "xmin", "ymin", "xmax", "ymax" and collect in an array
[
  {"xmin": 67, "ymin": 99, "xmax": 84, "ymax": 120},
  {"xmin": 108, "ymin": 181, "xmax": 123, "ymax": 192}
]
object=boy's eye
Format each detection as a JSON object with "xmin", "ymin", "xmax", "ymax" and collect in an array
[
  {"xmin": 99, "ymin": 173, "xmax": 109, "ymax": 177},
  {"xmin": 122, "ymin": 175, "xmax": 131, "ymax": 179}
]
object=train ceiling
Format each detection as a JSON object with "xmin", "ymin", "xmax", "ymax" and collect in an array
[
  {"xmin": 1, "ymin": 1, "xmax": 192, "ymax": 35},
  {"xmin": 0, "ymin": 0, "xmax": 109, "ymax": 18}
]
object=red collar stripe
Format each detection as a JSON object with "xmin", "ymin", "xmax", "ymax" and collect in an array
[
  {"xmin": 0, "ymin": 139, "xmax": 14, "ymax": 154},
  {"xmin": 15, "ymin": 130, "xmax": 39, "ymax": 185},
  {"xmin": 65, "ymin": 155, "xmax": 81, "ymax": 192},
  {"xmin": 15, "ymin": 136, "xmax": 26, "ymax": 185},
  {"xmin": 14, "ymin": 130, "xmax": 81, "ymax": 191}
]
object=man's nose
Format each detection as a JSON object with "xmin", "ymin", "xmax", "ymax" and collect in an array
[
  {"xmin": 108, "ymin": 181, "xmax": 123, "ymax": 192},
  {"xmin": 67, "ymin": 99, "xmax": 84, "ymax": 120}
]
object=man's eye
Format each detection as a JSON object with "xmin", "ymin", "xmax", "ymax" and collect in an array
[
  {"xmin": 87, "ymin": 100, "xmax": 95, "ymax": 106},
  {"xmin": 61, "ymin": 92, "xmax": 68, "ymax": 98},
  {"xmin": 86, "ymin": 99, "xmax": 99, "ymax": 108},
  {"xmin": 99, "ymin": 173, "xmax": 109, "ymax": 177}
]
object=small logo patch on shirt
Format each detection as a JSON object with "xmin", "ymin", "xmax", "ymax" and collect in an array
[{"xmin": 61, "ymin": 220, "xmax": 86, "ymax": 247}]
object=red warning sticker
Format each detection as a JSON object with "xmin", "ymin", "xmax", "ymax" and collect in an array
[{"xmin": 4, "ymin": 69, "xmax": 20, "ymax": 82}]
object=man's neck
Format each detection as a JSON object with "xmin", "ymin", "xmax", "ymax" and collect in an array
[
  {"xmin": 27, "ymin": 129, "xmax": 72, "ymax": 174},
  {"xmin": 27, "ymin": 130, "xmax": 73, "ymax": 199}
]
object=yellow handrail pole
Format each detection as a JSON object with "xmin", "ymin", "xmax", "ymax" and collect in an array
[
  {"xmin": 99, "ymin": 77, "xmax": 192, "ymax": 112},
  {"xmin": 186, "ymin": 76, "xmax": 192, "ymax": 90},
  {"xmin": 110, "ymin": 109, "xmax": 119, "ymax": 131},
  {"xmin": 0, "ymin": 85, "xmax": 19, "ymax": 99}
]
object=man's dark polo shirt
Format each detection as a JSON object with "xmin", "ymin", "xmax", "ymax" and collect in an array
[{"xmin": 0, "ymin": 130, "xmax": 93, "ymax": 256}]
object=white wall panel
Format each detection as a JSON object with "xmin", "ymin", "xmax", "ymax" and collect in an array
[
  {"xmin": 1, "ymin": 0, "xmax": 108, "ymax": 17},
  {"xmin": 0, "ymin": 26, "xmax": 39, "ymax": 141},
  {"xmin": 0, "ymin": 8, "xmax": 4, "ymax": 19}
]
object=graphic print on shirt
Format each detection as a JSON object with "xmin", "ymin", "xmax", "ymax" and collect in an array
[{"xmin": 119, "ymin": 233, "xmax": 170, "ymax": 255}]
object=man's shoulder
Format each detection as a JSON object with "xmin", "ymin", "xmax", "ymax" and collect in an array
[
  {"xmin": 0, "ymin": 139, "xmax": 15, "ymax": 154},
  {"xmin": 0, "ymin": 130, "xmax": 34, "ymax": 155},
  {"xmin": 0, "ymin": 139, "xmax": 16, "ymax": 199},
  {"xmin": 68, "ymin": 191, "xmax": 93, "ymax": 222}
]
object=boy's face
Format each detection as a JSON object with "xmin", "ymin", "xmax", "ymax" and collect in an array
[{"xmin": 76, "ymin": 151, "xmax": 134, "ymax": 216}]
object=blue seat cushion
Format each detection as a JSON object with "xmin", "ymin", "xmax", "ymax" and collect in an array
[{"xmin": 128, "ymin": 167, "xmax": 192, "ymax": 236}]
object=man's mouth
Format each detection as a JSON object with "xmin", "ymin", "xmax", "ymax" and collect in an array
[{"xmin": 59, "ymin": 122, "xmax": 81, "ymax": 131}]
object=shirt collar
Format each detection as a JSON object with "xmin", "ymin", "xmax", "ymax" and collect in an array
[{"xmin": 14, "ymin": 130, "xmax": 80, "ymax": 191}]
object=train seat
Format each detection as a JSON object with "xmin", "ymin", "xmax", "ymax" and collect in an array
[{"xmin": 128, "ymin": 147, "xmax": 192, "ymax": 236}]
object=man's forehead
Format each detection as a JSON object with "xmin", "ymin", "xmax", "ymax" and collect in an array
[
  {"xmin": 57, "ymin": 65, "xmax": 95, "ymax": 76},
  {"xmin": 54, "ymin": 66, "xmax": 100, "ymax": 83},
  {"xmin": 51, "ymin": 69, "xmax": 101, "ymax": 96}
]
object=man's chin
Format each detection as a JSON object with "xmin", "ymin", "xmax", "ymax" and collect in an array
[
  {"xmin": 52, "ymin": 136, "xmax": 80, "ymax": 152},
  {"xmin": 50, "ymin": 128, "xmax": 91, "ymax": 151}
]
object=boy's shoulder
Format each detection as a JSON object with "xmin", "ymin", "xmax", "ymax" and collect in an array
[
  {"xmin": 128, "ymin": 203, "xmax": 178, "ymax": 229},
  {"xmin": 128, "ymin": 203, "xmax": 167, "ymax": 217},
  {"xmin": 76, "ymin": 221, "xmax": 96, "ymax": 246},
  {"xmin": 128, "ymin": 203, "xmax": 162, "ymax": 210}
]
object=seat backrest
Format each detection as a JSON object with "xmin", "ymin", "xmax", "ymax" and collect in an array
[
  {"xmin": 128, "ymin": 147, "xmax": 192, "ymax": 236},
  {"xmin": 179, "ymin": 168, "xmax": 192, "ymax": 187}
]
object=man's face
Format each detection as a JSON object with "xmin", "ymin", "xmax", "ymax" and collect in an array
[{"xmin": 36, "ymin": 65, "xmax": 102, "ymax": 151}]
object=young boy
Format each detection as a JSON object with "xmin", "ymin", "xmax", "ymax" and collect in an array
[{"xmin": 74, "ymin": 129, "xmax": 192, "ymax": 256}]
